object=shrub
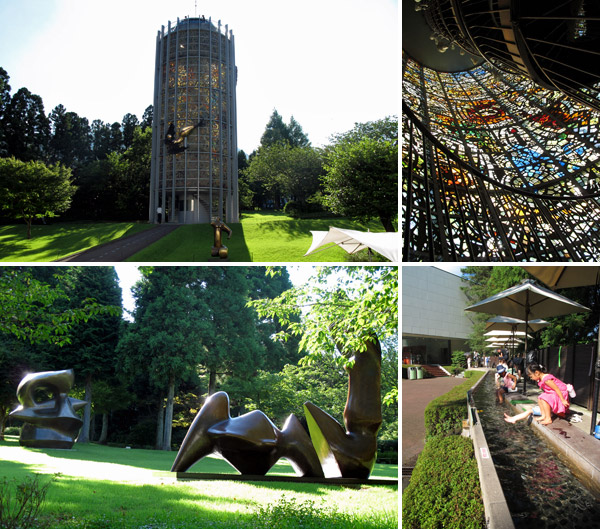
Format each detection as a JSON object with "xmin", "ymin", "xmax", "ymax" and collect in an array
[
  {"xmin": 4, "ymin": 426, "xmax": 21, "ymax": 436},
  {"xmin": 402, "ymin": 436, "xmax": 485, "ymax": 529},
  {"xmin": 0, "ymin": 474, "xmax": 56, "ymax": 529},
  {"xmin": 451, "ymin": 350, "xmax": 467, "ymax": 369},
  {"xmin": 424, "ymin": 371, "xmax": 484, "ymax": 438}
]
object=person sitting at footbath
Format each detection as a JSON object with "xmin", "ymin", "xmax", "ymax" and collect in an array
[
  {"xmin": 495, "ymin": 364, "xmax": 518, "ymax": 404},
  {"xmin": 504, "ymin": 363, "xmax": 570, "ymax": 425}
]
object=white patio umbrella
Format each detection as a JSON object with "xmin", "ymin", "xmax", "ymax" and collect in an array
[
  {"xmin": 523, "ymin": 266, "xmax": 600, "ymax": 435},
  {"xmin": 304, "ymin": 227, "xmax": 398, "ymax": 262},
  {"xmin": 484, "ymin": 330, "xmax": 531, "ymax": 338},
  {"xmin": 485, "ymin": 337, "xmax": 524, "ymax": 343},
  {"xmin": 485, "ymin": 316, "xmax": 550, "ymax": 333},
  {"xmin": 466, "ymin": 279, "xmax": 590, "ymax": 394}
]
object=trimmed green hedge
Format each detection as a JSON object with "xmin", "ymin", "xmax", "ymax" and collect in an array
[
  {"xmin": 424, "ymin": 370, "xmax": 484, "ymax": 438},
  {"xmin": 402, "ymin": 435, "xmax": 485, "ymax": 529}
]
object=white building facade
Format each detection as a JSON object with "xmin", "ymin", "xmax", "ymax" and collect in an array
[{"xmin": 402, "ymin": 266, "xmax": 474, "ymax": 365}]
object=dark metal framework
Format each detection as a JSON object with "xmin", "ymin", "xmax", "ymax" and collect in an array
[
  {"xmin": 420, "ymin": 0, "xmax": 600, "ymax": 113},
  {"xmin": 402, "ymin": 56, "xmax": 600, "ymax": 261},
  {"xmin": 150, "ymin": 16, "xmax": 238, "ymax": 224}
]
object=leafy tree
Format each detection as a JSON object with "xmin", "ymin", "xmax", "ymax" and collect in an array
[
  {"xmin": 67, "ymin": 159, "xmax": 112, "ymax": 220},
  {"xmin": 260, "ymin": 109, "xmax": 310, "ymax": 147},
  {"xmin": 0, "ymin": 67, "xmax": 11, "ymax": 157},
  {"xmin": 108, "ymin": 122, "xmax": 123, "ymax": 153},
  {"xmin": 49, "ymin": 105, "xmax": 92, "ymax": 168},
  {"xmin": 249, "ymin": 266, "xmax": 398, "ymax": 404},
  {"xmin": 0, "ymin": 157, "xmax": 76, "ymax": 238},
  {"xmin": 3, "ymin": 87, "xmax": 50, "ymax": 161},
  {"xmin": 322, "ymin": 133, "xmax": 398, "ymax": 232},
  {"xmin": 46, "ymin": 267, "xmax": 122, "ymax": 443},
  {"xmin": 0, "ymin": 267, "xmax": 121, "ymax": 439},
  {"xmin": 461, "ymin": 266, "xmax": 530, "ymax": 352},
  {"xmin": 141, "ymin": 105, "xmax": 153, "ymax": 131},
  {"xmin": 118, "ymin": 267, "xmax": 211, "ymax": 450},
  {"xmin": 90, "ymin": 120, "xmax": 113, "ymax": 160},
  {"xmin": 121, "ymin": 113, "xmax": 139, "ymax": 150},
  {"xmin": 242, "ymin": 144, "xmax": 323, "ymax": 209},
  {"xmin": 107, "ymin": 127, "xmax": 151, "ymax": 220}
]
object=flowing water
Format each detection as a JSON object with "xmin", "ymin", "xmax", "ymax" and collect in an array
[{"xmin": 474, "ymin": 373, "xmax": 600, "ymax": 529}]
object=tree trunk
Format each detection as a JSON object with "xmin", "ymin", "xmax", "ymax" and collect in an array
[
  {"xmin": 155, "ymin": 395, "xmax": 164, "ymax": 450},
  {"xmin": 98, "ymin": 413, "xmax": 108, "ymax": 444},
  {"xmin": 77, "ymin": 375, "xmax": 92, "ymax": 443},
  {"xmin": 208, "ymin": 369, "xmax": 217, "ymax": 395},
  {"xmin": 0, "ymin": 406, "xmax": 7, "ymax": 441},
  {"xmin": 162, "ymin": 378, "xmax": 175, "ymax": 451},
  {"xmin": 379, "ymin": 214, "xmax": 396, "ymax": 233}
]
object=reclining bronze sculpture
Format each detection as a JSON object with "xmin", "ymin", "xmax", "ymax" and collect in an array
[
  {"xmin": 10, "ymin": 369, "xmax": 86, "ymax": 449},
  {"xmin": 172, "ymin": 338, "xmax": 382, "ymax": 479}
]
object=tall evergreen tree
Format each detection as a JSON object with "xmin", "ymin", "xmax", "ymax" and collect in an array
[
  {"xmin": 4, "ymin": 87, "xmax": 50, "ymax": 161},
  {"xmin": 45, "ymin": 267, "xmax": 123, "ymax": 443},
  {"xmin": 49, "ymin": 105, "xmax": 92, "ymax": 168},
  {"xmin": 121, "ymin": 113, "xmax": 139, "ymax": 150},
  {"xmin": 0, "ymin": 67, "xmax": 11, "ymax": 157}
]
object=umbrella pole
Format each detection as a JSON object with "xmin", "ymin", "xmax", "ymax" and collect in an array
[
  {"xmin": 523, "ymin": 295, "xmax": 529, "ymax": 396},
  {"xmin": 591, "ymin": 321, "xmax": 600, "ymax": 435}
]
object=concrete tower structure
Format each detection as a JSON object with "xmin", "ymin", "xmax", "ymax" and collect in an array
[{"xmin": 150, "ymin": 16, "xmax": 238, "ymax": 224}]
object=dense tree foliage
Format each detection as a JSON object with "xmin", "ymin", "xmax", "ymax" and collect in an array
[
  {"xmin": 242, "ymin": 143, "xmax": 323, "ymax": 210},
  {"xmin": 250, "ymin": 266, "xmax": 398, "ymax": 405},
  {"xmin": 0, "ymin": 267, "xmax": 121, "ymax": 439},
  {"xmin": 260, "ymin": 110, "xmax": 310, "ymax": 148},
  {"xmin": 0, "ymin": 67, "xmax": 395, "ymax": 226},
  {"xmin": 0, "ymin": 157, "xmax": 77, "ymax": 238},
  {"xmin": 1, "ymin": 265, "xmax": 398, "ymax": 451},
  {"xmin": 461, "ymin": 266, "xmax": 600, "ymax": 354},
  {"xmin": 322, "ymin": 117, "xmax": 398, "ymax": 232}
]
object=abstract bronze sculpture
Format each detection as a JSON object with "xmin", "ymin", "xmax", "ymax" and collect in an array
[
  {"xmin": 164, "ymin": 120, "xmax": 205, "ymax": 155},
  {"xmin": 172, "ymin": 338, "xmax": 383, "ymax": 480},
  {"xmin": 171, "ymin": 391, "xmax": 324, "ymax": 477},
  {"xmin": 304, "ymin": 338, "xmax": 382, "ymax": 478},
  {"xmin": 211, "ymin": 218, "xmax": 232, "ymax": 259},
  {"xmin": 10, "ymin": 369, "xmax": 86, "ymax": 449}
]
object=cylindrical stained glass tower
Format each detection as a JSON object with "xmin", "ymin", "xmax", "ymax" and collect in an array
[{"xmin": 150, "ymin": 16, "xmax": 238, "ymax": 224}]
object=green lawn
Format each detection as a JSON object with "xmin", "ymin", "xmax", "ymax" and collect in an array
[
  {"xmin": 0, "ymin": 213, "xmax": 392, "ymax": 262},
  {"xmin": 0, "ymin": 222, "xmax": 153, "ymax": 262},
  {"xmin": 128, "ymin": 212, "xmax": 388, "ymax": 262},
  {"xmin": 0, "ymin": 436, "xmax": 398, "ymax": 528}
]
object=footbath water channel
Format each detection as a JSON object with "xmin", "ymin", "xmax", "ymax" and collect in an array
[{"xmin": 474, "ymin": 372, "xmax": 600, "ymax": 529}]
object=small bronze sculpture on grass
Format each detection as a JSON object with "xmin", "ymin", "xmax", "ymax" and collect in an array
[
  {"xmin": 171, "ymin": 391, "xmax": 324, "ymax": 477},
  {"xmin": 10, "ymin": 369, "xmax": 86, "ymax": 449},
  {"xmin": 304, "ymin": 338, "xmax": 382, "ymax": 479},
  {"xmin": 211, "ymin": 217, "xmax": 232, "ymax": 259}
]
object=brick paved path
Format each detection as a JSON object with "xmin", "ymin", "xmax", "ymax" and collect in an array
[{"xmin": 402, "ymin": 376, "xmax": 465, "ymax": 467}]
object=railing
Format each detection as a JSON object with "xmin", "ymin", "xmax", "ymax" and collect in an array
[{"xmin": 402, "ymin": 100, "xmax": 600, "ymax": 262}]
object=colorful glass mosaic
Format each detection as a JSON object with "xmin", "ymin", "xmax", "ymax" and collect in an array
[{"xmin": 402, "ymin": 56, "xmax": 600, "ymax": 261}]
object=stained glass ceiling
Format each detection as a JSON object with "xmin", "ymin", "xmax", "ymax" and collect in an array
[{"xmin": 402, "ymin": 56, "xmax": 600, "ymax": 262}]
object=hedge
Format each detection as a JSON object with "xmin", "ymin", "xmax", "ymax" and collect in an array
[
  {"xmin": 402, "ymin": 435, "xmax": 485, "ymax": 529},
  {"xmin": 424, "ymin": 370, "xmax": 484, "ymax": 439}
]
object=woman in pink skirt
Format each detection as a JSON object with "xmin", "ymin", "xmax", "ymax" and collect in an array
[{"xmin": 505, "ymin": 363, "xmax": 570, "ymax": 425}]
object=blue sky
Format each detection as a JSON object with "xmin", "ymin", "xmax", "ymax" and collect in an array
[{"xmin": 0, "ymin": 0, "xmax": 398, "ymax": 153}]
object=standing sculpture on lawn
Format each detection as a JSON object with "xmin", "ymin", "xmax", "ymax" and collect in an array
[
  {"xmin": 171, "ymin": 337, "xmax": 382, "ymax": 479},
  {"xmin": 9, "ymin": 369, "xmax": 86, "ymax": 449},
  {"xmin": 211, "ymin": 217, "xmax": 232, "ymax": 259}
]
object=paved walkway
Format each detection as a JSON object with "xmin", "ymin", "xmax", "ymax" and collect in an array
[
  {"xmin": 402, "ymin": 376, "xmax": 465, "ymax": 468},
  {"xmin": 57, "ymin": 225, "xmax": 179, "ymax": 262}
]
